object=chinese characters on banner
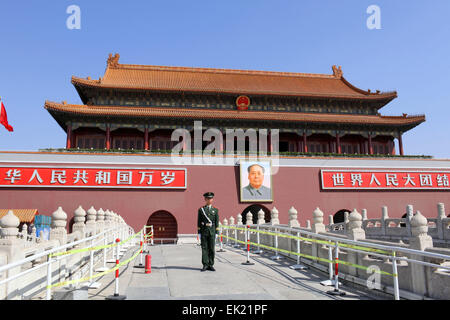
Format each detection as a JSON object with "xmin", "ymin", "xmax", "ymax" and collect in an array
[
  {"xmin": 321, "ymin": 170, "xmax": 450, "ymax": 190},
  {"xmin": 0, "ymin": 167, "xmax": 187, "ymax": 189}
]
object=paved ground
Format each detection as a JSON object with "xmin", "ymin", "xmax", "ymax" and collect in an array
[{"xmin": 78, "ymin": 242, "xmax": 380, "ymax": 300}]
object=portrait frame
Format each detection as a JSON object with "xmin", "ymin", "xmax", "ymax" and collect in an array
[{"xmin": 239, "ymin": 159, "xmax": 273, "ymax": 202}]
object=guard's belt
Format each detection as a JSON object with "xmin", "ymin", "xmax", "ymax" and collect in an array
[{"xmin": 201, "ymin": 207, "xmax": 213, "ymax": 227}]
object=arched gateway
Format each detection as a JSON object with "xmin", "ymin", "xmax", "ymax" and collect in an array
[{"xmin": 147, "ymin": 210, "xmax": 178, "ymax": 244}]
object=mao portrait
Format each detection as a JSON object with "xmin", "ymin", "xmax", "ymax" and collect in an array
[{"xmin": 240, "ymin": 160, "xmax": 273, "ymax": 202}]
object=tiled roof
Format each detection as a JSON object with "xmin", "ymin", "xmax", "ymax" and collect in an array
[
  {"xmin": 45, "ymin": 101, "xmax": 425, "ymax": 126},
  {"xmin": 0, "ymin": 209, "xmax": 39, "ymax": 224},
  {"xmin": 71, "ymin": 54, "xmax": 397, "ymax": 101}
]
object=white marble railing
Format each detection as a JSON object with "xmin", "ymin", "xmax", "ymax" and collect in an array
[
  {"xmin": 222, "ymin": 203, "xmax": 450, "ymax": 300},
  {"xmin": 326, "ymin": 203, "xmax": 450, "ymax": 245},
  {"xmin": 0, "ymin": 206, "xmax": 135, "ymax": 300}
]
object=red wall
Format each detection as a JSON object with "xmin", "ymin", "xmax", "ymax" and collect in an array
[{"xmin": 0, "ymin": 163, "xmax": 448, "ymax": 234}]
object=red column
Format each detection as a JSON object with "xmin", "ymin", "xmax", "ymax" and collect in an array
[
  {"xmin": 336, "ymin": 134, "xmax": 341, "ymax": 154},
  {"xmin": 66, "ymin": 123, "xmax": 72, "ymax": 149},
  {"xmin": 368, "ymin": 134, "xmax": 373, "ymax": 155},
  {"xmin": 106, "ymin": 125, "xmax": 111, "ymax": 150},
  {"xmin": 303, "ymin": 132, "xmax": 307, "ymax": 153},
  {"xmin": 268, "ymin": 131, "xmax": 273, "ymax": 153},
  {"xmin": 398, "ymin": 133, "xmax": 404, "ymax": 156},
  {"xmin": 220, "ymin": 133, "xmax": 224, "ymax": 153},
  {"xmin": 144, "ymin": 128, "xmax": 149, "ymax": 151},
  {"xmin": 297, "ymin": 138, "xmax": 302, "ymax": 153}
]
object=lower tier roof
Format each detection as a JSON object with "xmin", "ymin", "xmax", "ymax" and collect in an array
[{"xmin": 44, "ymin": 101, "xmax": 425, "ymax": 132}]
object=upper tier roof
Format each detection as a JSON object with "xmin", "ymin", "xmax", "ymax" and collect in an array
[{"xmin": 71, "ymin": 53, "xmax": 397, "ymax": 102}]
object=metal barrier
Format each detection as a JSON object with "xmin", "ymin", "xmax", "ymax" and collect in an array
[
  {"xmin": 219, "ymin": 224, "xmax": 450, "ymax": 300},
  {"xmin": 0, "ymin": 224, "xmax": 153, "ymax": 300}
]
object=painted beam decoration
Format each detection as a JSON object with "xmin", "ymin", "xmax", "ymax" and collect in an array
[
  {"xmin": 321, "ymin": 170, "xmax": 450, "ymax": 190},
  {"xmin": 0, "ymin": 166, "xmax": 187, "ymax": 189}
]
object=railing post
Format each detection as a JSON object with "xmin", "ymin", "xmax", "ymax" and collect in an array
[
  {"xmin": 392, "ymin": 251, "xmax": 400, "ymax": 300},
  {"xmin": 96, "ymin": 235, "xmax": 108, "ymax": 272},
  {"xmin": 242, "ymin": 225, "xmax": 254, "ymax": 265},
  {"xmin": 290, "ymin": 231, "xmax": 308, "ymax": 270},
  {"xmin": 107, "ymin": 228, "xmax": 117, "ymax": 263},
  {"xmin": 271, "ymin": 227, "xmax": 282, "ymax": 260},
  {"xmin": 326, "ymin": 242, "xmax": 345, "ymax": 296},
  {"xmin": 225, "ymin": 227, "xmax": 229, "ymax": 246},
  {"xmin": 217, "ymin": 225, "xmax": 226, "ymax": 252},
  {"xmin": 252, "ymin": 224, "xmax": 263, "ymax": 254},
  {"xmin": 233, "ymin": 226, "xmax": 240, "ymax": 248},
  {"xmin": 46, "ymin": 255, "xmax": 53, "ymax": 300},
  {"xmin": 320, "ymin": 244, "xmax": 335, "ymax": 286},
  {"xmin": 151, "ymin": 226, "xmax": 154, "ymax": 246},
  {"xmin": 106, "ymin": 238, "xmax": 126, "ymax": 300}
]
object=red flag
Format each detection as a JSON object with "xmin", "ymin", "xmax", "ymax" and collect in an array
[{"xmin": 0, "ymin": 101, "xmax": 13, "ymax": 132}]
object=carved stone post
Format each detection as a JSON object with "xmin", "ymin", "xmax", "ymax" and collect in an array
[
  {"xmin": 0, "ymin": 210, "xmax": 20, "ymax": 241},
  {"xmin": 236, "ymin": 213, "xmax": 243, "ymax": 226},
  {"xmin": 86, "ymin": 206, "xmax": 97, "ymax": 235},
  {"xmin": 257, "ymin": 209, "xmax": 265, "ymax": 225},
  {"xmin": 104, "ymin": 210, "xmax": 111, "ymax": 229},
  {"xmin": 346, "ymin": 209, "xmax": 365, "ymax": 276},
  {"xmin": 223, "ymin": 218, "xmax": 228, "ymax": 226},
  {"xmin": 362, "ymin": 209, "xmax": 368, "ymax": 221},
  {"xmin": 329, "ymin": 215, "xmax": 334, "ymax": 226},
  {"xmin": 311, "ymin": 207, "xmax": 325, "ymax": 262},
  {"xmin": 381, "ymin": 206, "xmax": 389, "ymax": 236},
  {"xmin": 288, "ymin": 207, "xmax": 300, "ymax": 228},
  {"xmin": 31, "ymin": 225, "xmax": 37, "ymax": 242},
  {"xmin": 410, "ymin": 211, "xmax": 433, "ymax": 251},
  {"xmin": 406, "ymin": 204, "xmax": 414, "ymax": 236},
  {"xmin": 50, "ymin": 207, "xmax": 67, "ymax": 245},
  {"xmin": 229, "ymin": 216, "xmax": 235, "ymax": 225},
  {"xmin": 96, "ymin": 208, "xmax": 105, "ymax": 233},
  {"xmin": 246, "ymin": 212, "xmax": 253, "ymax": 226},
  {"xmin": 347, "ymin": 209, "xmax": 365, "ymax": 241},
  {"xmin": 270, "ymin": 207, "xmax": 280, "ymax": 225},
  {"xmin": 312, "ymin": 207, "xmax": 325, "ymax": 233},
  {"xmin": 437, "ymin": 203, "xmax": 446, "ymax": 240},
  {"xmin": 72, "ymin": 205, "xmax": 86, "ymax": 236},
  {"xmin": 21, "ymin": 224, "xmax": 28, "ymax": 240},
  {"xmin": 0, "ymin": 211, "xmax": 24, "ymax": 298},
  {"xmin": 409, "ymin": 211, "xmax": 433, "ymax": 296}
]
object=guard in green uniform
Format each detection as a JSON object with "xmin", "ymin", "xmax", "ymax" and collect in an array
[{"xmin": 198, "ymin": 192, "xmax": 220, "ymax": 271}]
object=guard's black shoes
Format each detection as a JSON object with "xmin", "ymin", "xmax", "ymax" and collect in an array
[
  {"xmin": 201, "ymin": 266, "xmax": 208, "ymax": 272},
  {"xmin": 208, "ymin": 266, "xmax": 216, "ymax": 271}
]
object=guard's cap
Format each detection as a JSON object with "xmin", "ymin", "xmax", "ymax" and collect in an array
[{"xmin": 203, "ymin": 192, "xmax": 214, "ymax": 198}]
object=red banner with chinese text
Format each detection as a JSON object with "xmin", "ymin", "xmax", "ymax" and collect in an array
[
  {"xmin": 321, "ymin": 170, "xmax": 450, "ymax": 190},
  {"xmin": 0, "ymin": 166, "xmax": 187, "ymax": 189}
]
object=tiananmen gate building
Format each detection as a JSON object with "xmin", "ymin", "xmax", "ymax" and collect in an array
[{"xmin": 0, "ymin": 54, "xmax": 448, "ymax": 242}]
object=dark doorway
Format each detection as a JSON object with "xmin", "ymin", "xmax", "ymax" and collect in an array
[
  {"xmin": 147, "ymin": 210, "xmax": 178, "ymax": 244},
  {"xmin": 333, "ymin": 209, "xmax": 350, "ymax": 224},
  {"xmin": 400, "ymin": 213, "xmax": 407, "ymax": 227},
  {"xmin": 241, "ymin": 204, "xmax": 271, "ymax": 225}
]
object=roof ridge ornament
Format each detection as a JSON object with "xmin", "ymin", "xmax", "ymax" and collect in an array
[
  {"xmin": 332, "ymin": 65, "xmax": 343, "ymax": 78},
  {"xmin": 107, "ymin": 53, "xmax": 120, "ymax": 67}
]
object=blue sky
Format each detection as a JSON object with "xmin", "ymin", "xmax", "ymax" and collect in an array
[{"xmin": 0, "ymin": 1, "xmax": 449, "ymax": 158}]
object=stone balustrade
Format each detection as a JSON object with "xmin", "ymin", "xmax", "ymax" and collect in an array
[
  {"xmin": 223, "ymin": 203, "xmax": 450, "ymax": 300},
  {"xmin": 0, "ymin": 206, "xmax": 132, "ymax": 300},
  {"xmin": 326, "ymin": 203, "xmax": 450, "ymax": 246}
]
